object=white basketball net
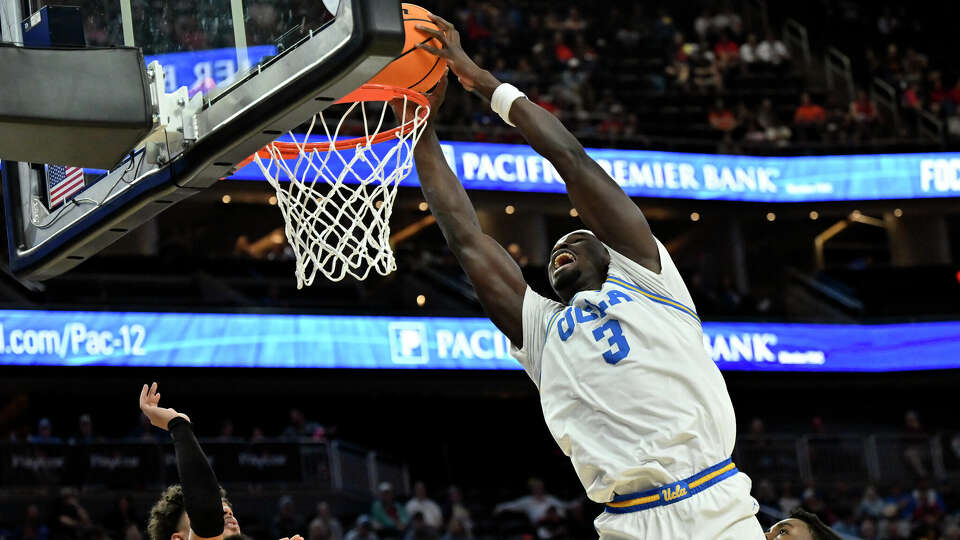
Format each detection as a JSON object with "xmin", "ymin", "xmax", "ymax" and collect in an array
[{"xmin": 252, "ymin": 92, "xmax": 429, "ymax": 288}]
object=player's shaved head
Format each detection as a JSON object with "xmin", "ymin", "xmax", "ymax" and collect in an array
[{"xmin": 548, "ymin": 230, "xmax": 610, "ymax": 304}]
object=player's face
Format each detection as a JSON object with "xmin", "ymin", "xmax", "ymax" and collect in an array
[
  {"xmin": 765, "ymin": 519, "xmax": 814, "ymax": 540},
  {"xmin": 547, "ymin": 232, "xmax": 610, "ymax": 303},
  {"xmin": 223, "ymin": 503, "xmax": 241, "ymax": 536}
]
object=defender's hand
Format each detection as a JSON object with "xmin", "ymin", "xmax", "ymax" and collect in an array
[
  {"xmin": 416, "ymin": 15, "xmax": 484, "ymax": 92},
  {"xmin": 139, "ymin": 382, "xmax": 190, "ymax": 430}
]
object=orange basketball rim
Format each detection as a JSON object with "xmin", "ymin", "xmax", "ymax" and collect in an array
[{"xmin": 236, "ymin": 84, "xmax": 430, "ymax": 169}]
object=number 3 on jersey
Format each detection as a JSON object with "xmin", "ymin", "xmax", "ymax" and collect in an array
[{"xmin": 592, "ymin": 319, "xmax": 630, "ymax": 365}]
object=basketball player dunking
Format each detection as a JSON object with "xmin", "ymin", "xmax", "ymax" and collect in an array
[{"xmin": 405, "ymin": 15, "xmax": 766, "ymax": 539}]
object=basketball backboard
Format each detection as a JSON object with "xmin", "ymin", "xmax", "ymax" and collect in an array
[{"xmin": 0, "ymin": 0, "xmax": 404, "ymax": 280}]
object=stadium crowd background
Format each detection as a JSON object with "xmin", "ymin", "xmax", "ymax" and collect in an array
[
  {"xmin": 3, "ymin": 0, "xmax": 960, "ymax": 539},
  {"xmin": 2, "ymin": 405, "xmax": 960, "ymax": 540}
]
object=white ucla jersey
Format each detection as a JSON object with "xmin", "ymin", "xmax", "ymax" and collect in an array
[{"xmin": 510, "ymin": 237, "xmax": 739, "ymax": 503}]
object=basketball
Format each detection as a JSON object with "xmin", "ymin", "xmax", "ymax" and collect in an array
[{"xmin": 366, "ymin": 3, "xmax": 447, "ymax": 93}]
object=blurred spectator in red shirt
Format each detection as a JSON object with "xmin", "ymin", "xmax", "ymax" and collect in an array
[
  {"xmin": 794, "ymin": 92, "xmax": 826, "ymax": 141},
  {"xmin": 849, "ymin": 90, "xmax": 877, "ymax": 141},
  {"xmin": 795, "ymin": 93, "xmax": 826, "ymax": 124},
  {"xmin": 714, "ymin": 31, "xmax": 739, "ymax": 73},
  {"xmin": 553, "ymin": 32, "xmax": 574, "ymax": 63},
  {"xmin": 903, "ymin": 83, "xmax": 923, "ymax": 110},
  {"xmin": 928, "ymin": 73, "xmax": 948, "ymax": 107},
  {"xmin": 708, "ymin": 99, "xmax": 737, "ymax": 132},
  {"xmin": 948, "ymin": 80, "xmax": 960, "ymax": 105}
]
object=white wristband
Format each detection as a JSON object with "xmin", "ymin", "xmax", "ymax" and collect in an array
[{"xmin": 491, "ymin": 83, "xmax": 527, "ymax": 127}]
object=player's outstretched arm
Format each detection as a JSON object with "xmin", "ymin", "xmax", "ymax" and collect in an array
[
  {"xmin": 417, "ymin": 16, "xmax": 661, "ymax": 273},
  {"xmin": 400, "ymin": 76, "xmax": 526, "ymax": 345},
  {"xmin": 140, "ymin": 382, "xmax": 224, "ymax": 540}
]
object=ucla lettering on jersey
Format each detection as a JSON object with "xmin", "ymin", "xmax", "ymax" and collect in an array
[{"xmin": 549, "ymin": 287, "xmax": 634, "ymax": 365}]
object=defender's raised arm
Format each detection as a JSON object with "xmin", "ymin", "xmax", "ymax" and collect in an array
[
  {"xmin": 140, "ymin": 382, "xmax": 225, "ymax": 540},
  {"xmin": 416, "ymin": 15, "xmax": 661, "ymax": 273}
]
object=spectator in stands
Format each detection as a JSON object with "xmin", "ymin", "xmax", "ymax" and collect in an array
[
  {"xmin": 714, "ymin": 31, "xmax": 740, "ymax": 73},
  {"xmin": 948, "ymin": 109, "xmax": 960, "ymax": 140},
  {"xmin": 535, "ymin": 506, "xmax": 568, "ymax": 539},
  {"xmin": 801, "ymin": 486, "xmax": 835, "ymax": 525},
  {"xmin": 693, "ymin": 9, "xmax": 714, "ymax": 41},
  {"xmin": 713, "ymin": 9, "xmax": 742, "ymax": 39},
  {"xmin": 371, "ymin": 482, "xmax": 409, "ymax": 538},
  {"xmin": 901, "ymin": 48, "xmax": 927, "ymax": 86},
  {"xmin": 69, "ymin": 414, "xmax": 100, "ymax": 445},
  {"xmin": 28, "ymin": 418, "xmax": 61, "ymax": 443},
  {"xmin": 562, "ymin": 7, "xmax": 587, "ymax": 32},
  {"xmin": 739, "ymin": 34, "xmax": 760, "ymax": 73},
  {"xmin": 308, "ymin": 502, "xmax": 343, "ymax": 540},
  {"xmin": 823, "ymin": 94, "xmax": 852, "ymax": 143},
  {"xmin": 272, "ymin": 495, "xmax": 306, "ymax": 540},
  {"xmin": 903, "ymin": 82, "xmax": 923, "ymax": 110},
  {"xmin": 405, "ymin": 482, "xmax": 442, "ymax": 532},
  {"xmin": 690, "ymin": 41, "xmax": 723, "ymax": 93},
  {"xmin": 756, "ymin": 98, "xmax": 778, "ymax": 130},
  {"xmin": 858, "ymin": 486, "xmax": 885, "ymax": 519},
  {"xmin": 442, "ymin": 518, "xmax": 470, "ymax": 540},
  {"xmin": 129, "ymin": 413, "xmax": 165, "ymax": 443},
  {"xmin": 16, "ymin": 504, "xmax": 50, "ymax": 540},
  {"xmin": 831, "ymin": 510, "xmax": 858, "ymax": 537},
  {"xmin": 283, "ymin": 408, "xmax": 324, "ymax": 441},
  {"xmin": 877, "ymin": 6, "xmax": 900, "ymax": 37},
  {"xmin": 906, "ymin": 478, "xmax": 945, "ymax": 522},
  {"xmin": 880, "ymin": 44, "xmax": 903, "ymax": 84},
  {"xmin": 903, "ymin": 410, "xmax": 929, "ymax": 477},
  {"xmin": 708, "ymin": 99, "xmax": 737, "ymax": 133},
  {"xmin": 404, "ymin": 513, "xmax": 438, "ymax": 540},
  {"xmin": 881, "ymin": 517, "xmax": 908, "ymax": 539},
  {"xmin": 756, "ymin": 32, "xmax": 791, "ymax": 71},
  {"xmin": 794, "ymin": 93, "xmax": 827, "ymax": 141},
  {"xmin": 216, "ymin": 419, "xmax": 239, "ymax": 442},
  {"xmin": 849, "ymin": 90, "xmax": 878, "ymax": 141},
  {"xmin": 442, "ymin": 486, "xmax": 473, "ymax": 537},
  {"xmin": 493, "ymin": 478, "xmax": 568, "ymax": 525},
  {"xmin": 779, "ymin": 482, "xmax": 802, "ymax": 514},
  {"xmin": 103, "ymin": 495, "xmax": 141, "ymax": 540},
  {"xmin": 344, "ymin": 515, "xmax": 377, "ymax": 540},
  {"xmin": 859, "ymin": 518, "xmax": 878, "ymax": 540},
  {"xmin": 664, "ymin": 33, "xmax": 692, "ymax": 92},
  {"xmin": 54, "ymin": 487, "xmax": 93, "ymax": 540}
]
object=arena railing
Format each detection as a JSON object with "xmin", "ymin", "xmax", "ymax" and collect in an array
[
  {"xmin": 0, "ymin": 438, "xmax": 408, "ymax": 495},
  {"xmin": 783, "ymin": 19, "xmax": 811, "ymax": 68},
  {"xmin": 824, "ymin": 47, "xmax": 855, "ymax": 102},
  {"xmin": 0, "ymin": 434, "xmax": 952, "ymax": 490}
]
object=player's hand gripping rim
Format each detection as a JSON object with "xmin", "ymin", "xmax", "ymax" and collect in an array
[
  {"xmin": 139, "ymin": 381, "xmax": 191, "ymax": 430},
  {"xmin": 415, "ymin": 15, "xmax": 484, "ymax": 91}
]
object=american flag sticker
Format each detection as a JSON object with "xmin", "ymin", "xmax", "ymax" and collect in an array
[{"xmin": 46, "ymin": 165, "xmax": 85, "ymax": 209}]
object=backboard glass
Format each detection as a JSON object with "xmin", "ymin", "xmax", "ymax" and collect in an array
[{"xmin": 0, "ymin": 0, "xmax": 404, "ymax": 280}]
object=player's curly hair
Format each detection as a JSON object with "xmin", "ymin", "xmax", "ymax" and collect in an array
[
  {"xmin": 788, "ymin": 508, "xmax": 843, "ymax": 540},
  {"xmin": 147, "ymin": 485, "xmax": 187, "ymax": 540},
  {"xmin": 147, "ymin": 485, "xmax": 232, "ymax": 540}
]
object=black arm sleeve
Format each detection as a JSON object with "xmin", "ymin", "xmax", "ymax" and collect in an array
[{"xmin": 168, "ymin": 416, "xmax": 223, "ymax": 538}]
